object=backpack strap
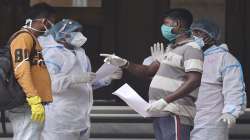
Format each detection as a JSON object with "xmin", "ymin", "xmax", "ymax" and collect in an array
[
  {"xmin": 8, "ymin": 29, "xmax": 37, "ymax": 61},
  {"xmin": 0, "ymin": 110, "xmax": 7, "ymax": 135}
]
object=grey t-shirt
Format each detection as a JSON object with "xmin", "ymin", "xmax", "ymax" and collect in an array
[{"xmin": 149, "ymin": 40, "xmax": 203, "ymax": 125}]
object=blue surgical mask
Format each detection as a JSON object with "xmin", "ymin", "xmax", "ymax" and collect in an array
[
  {"xmin": 161, "ymin": 24, "xmax": 176, "ymax": 42},
  {"xmin": 193, "ymin": 35, "xmax": 205, "ymax": 48}
]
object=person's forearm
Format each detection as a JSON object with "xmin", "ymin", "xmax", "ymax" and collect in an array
[
  {"xmin": 165, "ymin": 73, "xmax": 201, "ymax": 103},
  {"xmin": 125, "ymin": 61, "xmax": 159, "ymax": 79}
]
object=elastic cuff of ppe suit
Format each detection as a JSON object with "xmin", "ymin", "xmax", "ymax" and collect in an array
[
  {"xmin": 121, "ymin": 61, "xmax": 130, "ymax": 69},
  {"xmin": 223, "ymin": 112, "xmax": 238, "ymax": 119},
  {"xmin": 222, "ymin": 105, "xmax": 240, "ymax": 118},
  {"xmin": 100, "ymin": 77, "xmax": 112, "ymax": 86},
  {"xmin": 26, "ymin": 96, "xmax": 42, "ymax": 105}
]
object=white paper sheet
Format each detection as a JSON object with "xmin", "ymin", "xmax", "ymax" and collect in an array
[
  {"xmin": 94, "ymin": 63, "xmax": 119, "ymax": 81},
  {"xmin": 113, "ymin": 83, "xmax": 169, "ymax": 117}
]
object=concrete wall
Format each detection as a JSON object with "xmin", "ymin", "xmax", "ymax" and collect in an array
[
  {"xmin": 88, "ymin": 0, "xmax": 102, "ymax": 7},
  {"xmin": 30, "ymin": 0, "xmax": 102, "ymax": 7},
  {"xmin": 170, "ymin": 0, "xmax": 225, "ymax": 41},
  {"xmin": 30, "ymin": 0, "xmax": 72, "ymax": 7}
]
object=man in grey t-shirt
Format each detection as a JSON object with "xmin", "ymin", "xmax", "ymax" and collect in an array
[{"xmin": 101, "ymin": 8, "xmax": 203, "ymax": 140}]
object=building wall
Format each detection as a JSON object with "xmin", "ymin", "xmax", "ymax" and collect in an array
[
  {"xmin": 30, "ymin": 0, "xmax": 101, "ymax": 7},
  {"xmin": 88, "ymin": 0, "xmax": 102, "ymax": 7},
  {"xmin": 30, "ymin": 0, "xmax": 72, "ymax": 7}
]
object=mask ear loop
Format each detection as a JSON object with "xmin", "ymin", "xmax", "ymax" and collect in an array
[
  {"xmin": 40, "ymin": 19, "xmax": 49, "ymax": 33},
  {"xmin": 47, "ymin": 19, "xmax": 54, "ymax": 27},
  {"xmin": 25, "ymin": 19, "xmax": 32, "ymax": 28},
  {"xmin": 23, "ymin": 18, "xmax": 47, "ymax": 33}
]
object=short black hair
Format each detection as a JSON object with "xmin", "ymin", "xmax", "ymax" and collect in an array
[
  {"xmin": 163, "ymin": 8, "xmax": 193, "ymax": 29},
  {"xmin": 26, "ymin": 3, "xmax": 56, "ymax": 20}
]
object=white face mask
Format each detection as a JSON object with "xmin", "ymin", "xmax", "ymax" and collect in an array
[
  {"xmin": 69, "ymin": 32, "xmax": 87, "ymax": 48},
  {"xmin": 193, "ymin": 35, "xmax": 205, "ymax": 48}
]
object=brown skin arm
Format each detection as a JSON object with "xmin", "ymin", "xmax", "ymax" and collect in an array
[
  {"xmin": 125, "ymin": 61, "xmax": 160, "ymax": 79},
  {"xmin": 165, "ymin": 71, "xmax": 202, "ymax": 103}
]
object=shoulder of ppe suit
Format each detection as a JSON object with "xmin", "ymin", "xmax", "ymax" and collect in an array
[
  {"xmin": 85, "ymin": 53, "xmax": 92, "ymax": 72},
  {"xmin": 79, "ymin": 49, "xmax": 91, "ymax": 66},
  {"xmin": 221, "ymin": 51, "xmax": 241, "ymax": 68},
  {"xmin": 185, "ymin": 41, "xmax": 202, "ymax": 51},
  {"xmin": 43, "ymin": 47, "xmax": 65, "ymax": 66},
  {"xmin": 219, "ymin": 43, "xmax": 229, "ymax": 50},
  {"xmin": 38, "ymin": 35, "xmax": 63, "ymax": 49},
  {"xmin": 84, "ymin": 52, "xmax": 90, "ymax": 62},
  {"xmin": 43, "ymin": 46, "xmax": 65, "ymax": 57},
  {"xmin": 10, "ymin": 32, "xmax": 34, "ymax": 50},
  {"xmin": 76, "ymin": 47, "xmax": 87, "ymax": 56}
]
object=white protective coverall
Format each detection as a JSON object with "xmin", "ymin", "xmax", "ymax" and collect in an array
[
  {"xmin": 38, "ymin": 35, "xmax": 112, "ymax": 140},
  {"xmin": 143, "ymin": 56, "xmax": 154, "ymax": 66},
  {"xmin": 191, "ymin": 44, "xmax": 247, "ymax": 140}
]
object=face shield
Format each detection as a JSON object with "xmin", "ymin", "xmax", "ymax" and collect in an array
[{"xmin": 49, "ymin": 19, "xmax": 87, "ymax": 48}]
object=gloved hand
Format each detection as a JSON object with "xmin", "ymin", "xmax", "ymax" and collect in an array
[
  {"xmin": 147, "ymin": 98, "xmax": 168, "ymax": 112},
  {"xmin": 100, "ymin": 68, "xmax": 123, "ymax": 84},
  {"xmin": 150, "ymin": 42, "xmax": 165, "ymax": 63},
  {"xmin": 218, "ymin": 113, "xmax": 236, "ymax": 128},
  {"xmin": 70, "ymin": 72, "xmax": 96, "ymax": 83},
  {"xmin": 26, "ymin": 96, "xmax": 45, "ymax": 123},
  {"xmin": 110, "ymin": 68, "xmax": 123, "ymax": 80},
  {"xmin": 162, "ymin": 103, "xmax": 179, "ymax": 113},
  {"xmin": 100, "ymin": 54, "xmax": 128, "ymax": 68}
]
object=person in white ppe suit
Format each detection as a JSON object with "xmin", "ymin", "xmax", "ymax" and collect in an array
[
  {"xmin": 190, "ymin": 19, "xmax": 247, "ymax": 140},
  {"xmin": 38, "ymin": 19, "xmax": 123, "ymax": 140}
]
